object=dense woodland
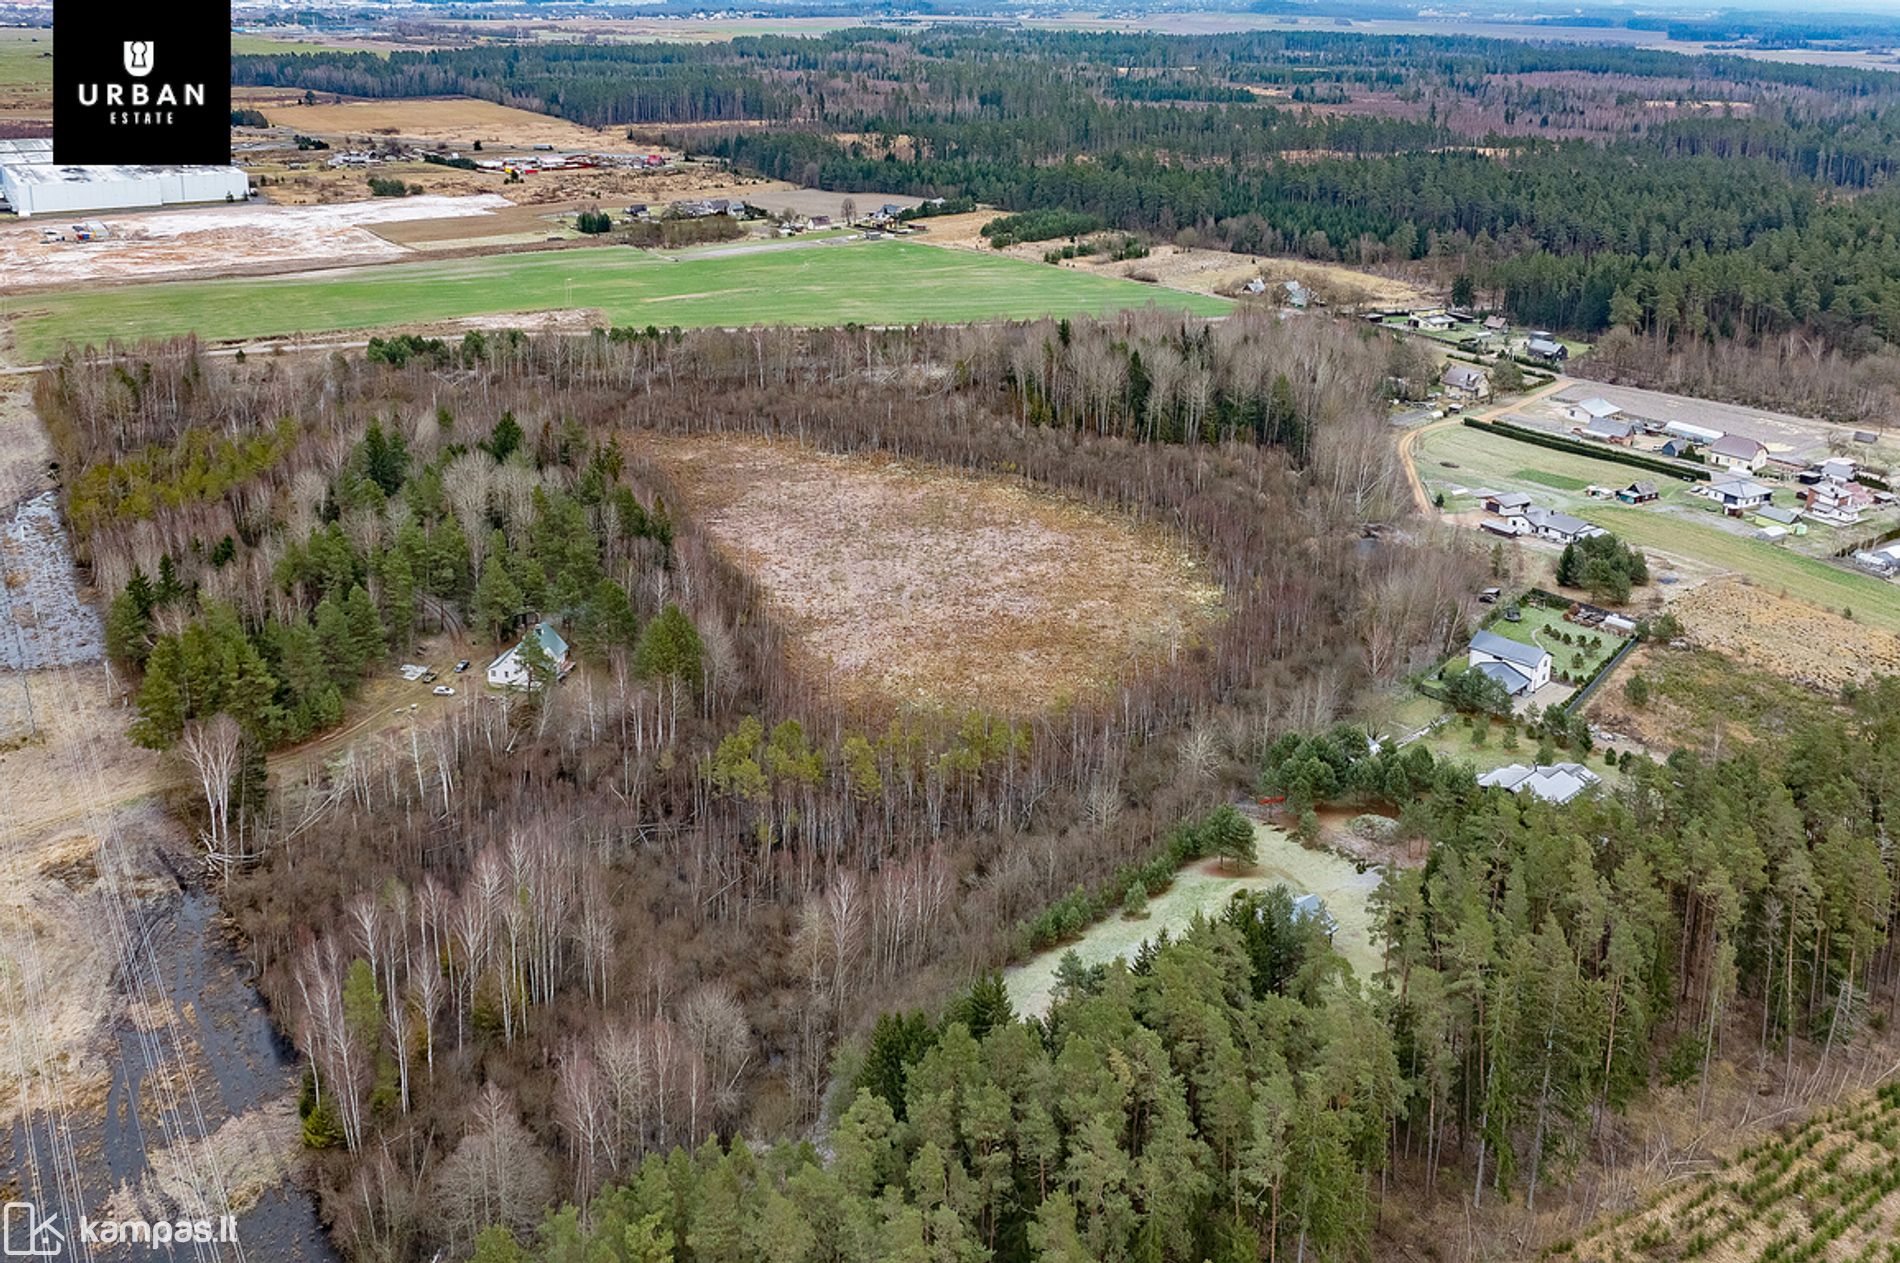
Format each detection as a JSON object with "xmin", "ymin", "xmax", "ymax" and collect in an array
[
  {"xmin": 45, "ymin": 317, "xmax": 1481, "ymax": 1259},
  {"xmin": 236, "ymin": 29, "xmax": 1900, "ymax": 414}
]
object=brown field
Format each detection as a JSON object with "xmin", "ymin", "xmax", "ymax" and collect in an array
[
  {"xmin": 1583, "ymin": 643, "xmax": 1847, "ymax": 757},
  {"xmin": 908, "ymin": 216, "xmax": 1435, "ymax": 307},
  {"xmin": 232, "ymin": 92, "xmax": 616, "ymax": 148},
  {"xmin": 1669, "ymin": 577, "xmax": 1900, "ymax": 691},
  {"xmin": 633, "ymin": 434, "xmax": 1224, "ymax": 712}
]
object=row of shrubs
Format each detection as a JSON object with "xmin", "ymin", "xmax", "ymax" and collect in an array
[{"xmin": 1018, "ymin": 804, "xmax": 1254, "ymax": 953}]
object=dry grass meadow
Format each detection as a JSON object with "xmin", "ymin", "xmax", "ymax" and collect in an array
[
  {"xmin": 634, "ymin": 434, "xmax": 1223, "ymax": 713},
  {"xmin": 233, "ymin": 92, "xmax": 616, "ymax": 148}
]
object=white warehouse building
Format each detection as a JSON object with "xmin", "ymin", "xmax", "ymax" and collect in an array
[{"xmin": 0, "ymin": 163, "xmax": 250, "ymax": 218}]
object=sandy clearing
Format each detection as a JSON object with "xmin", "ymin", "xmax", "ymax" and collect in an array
[
  {"xmin": 0, "ymin": 194, "xmax": 513, "ymax": 290},
  {"xmin": 1668, "ymin": 577, "xmax": 1900, "ymax": 690},
  {"xmin": 634, "ymin": 433, "xmax": 1223, "ymax": 714}
]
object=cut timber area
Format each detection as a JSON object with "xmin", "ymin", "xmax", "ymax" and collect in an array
[{"xmin": 633, "ymin": 434, "xmax": 1223, "ymax": 713}]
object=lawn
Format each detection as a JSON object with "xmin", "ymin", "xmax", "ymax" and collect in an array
[
  {"xmin": 1515, "ymin": 468, "xmax": 1588, "ymax": 491},
  {"xmin": 1004, "ymin": 825, "xmax": 1385, "ymax": 1017},
  {"xmin": 10, "ymin": 240, "xmax": 1231, "ymax": 357},
  {"xmin": 1487, "ymin": 603, "xmax": 1627, "ymax": 684}
]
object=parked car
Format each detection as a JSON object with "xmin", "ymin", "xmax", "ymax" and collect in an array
[
  {"xmin": 454, "ymin": 660, "xmax": 471, "ymax": 673},
  {"xmin": 433, "ymin": 686, "xmax": 456, "ymax": 697}
]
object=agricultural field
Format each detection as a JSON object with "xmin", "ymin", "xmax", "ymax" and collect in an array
[
  {"xmin": 230, "ymin": 92, "xmax": 616, "ymax": 149},
  {"xmin": 0, "ymin": 28, "xmax": 51, "ymax": 123},
  {"xmin": 634, "ymin": 433, "xmax": 1224, "ymax": 713},
  {"xmin": 1414, "ymin": 424, "xmax": 1900, "ymax": 634},
  {"xmin": 1567, "ymin": 1081, "xmax": 1900, "ymax": 1263},
  {"xmin": 8, "ymin": 239, "xmax": 1232, "ymax": 358},
  {"xmin": 1005, "ymin": 825, "xmax": 1385, "ymax": 1017}
]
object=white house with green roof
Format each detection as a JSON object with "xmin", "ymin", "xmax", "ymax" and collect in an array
[{"xmin": 487, "ymin": 621, "xmax": 571, "ymax": 689}]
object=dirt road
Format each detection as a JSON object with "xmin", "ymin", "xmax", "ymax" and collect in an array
[{"xmin": 1396, "ymin": 374, "xmax": 1572, "ymax": 514}]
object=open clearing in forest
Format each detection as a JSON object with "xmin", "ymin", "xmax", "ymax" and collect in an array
[
  {"xmin": 1005, "ymin": 825, "xmax": 1385, "ymax": 1017},
  {"xmin": 633, "ymin": 434, "xmax": 1223, "ymax": 714},
  {"xmin": 10, "ymin": 239, "xmax": 1231, "ymax": 357}
]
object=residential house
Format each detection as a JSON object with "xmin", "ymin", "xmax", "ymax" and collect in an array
[
  {"xmin": 487, "ymin": 621, "xmax": 572, "ymax": 689},
  {"xmin": 1243, "ymin": 277, "xmax": 1267, "ymax": 295},
  {"xmin": 1482, "ymin": 491, "xmax": 1531, "ymax": 516},
  {"xmin": 1707, "ymin": 433, "xmax": 1769, "ymax": 473},
  {"xmin": 1290, "ymin": 893, "xmax": 1338, "ymax": 938},
  {"xmin": 1805, "ymin": 478, "xmax": 1870, "ymax": 526},
  {"xmin": 1477, "ymin": 762, "xmax": 1602, "ymax": 805},
  {"xmin": 1482, "ymin": 315, "xmax": 1508, "ymax": 332},
  {"xmin": 1524, "ymin": 505, "xmax": 1602, "ymax": 544},
  {"xmin": 1284, "ymin": 280, "xmax": 1312, "ymax": 308},
  {"xmin": 1702, "ymin": 477, "xmax": 1774, "ymax": 515},
  {"xmin": 1565, "ymin": 396, "xmax": 1622, "ymax": 425},
  {"xmin": 1441, "ymin": 364, "xmax": 1489, "ymax": 399},
  {"xmin": 1526, "ymin": 336, "xmax": 1567, "ymax": 362},
  {"xmin": 1467, "ymin": 628, "xmax": 1553, "ymax": 697},
  {"xmin": 1411, "ymin": 312, "xmax": 1454, "ymax": 332},
  {"xmin": 1616, "ymin": 481, "xmax": 1660, "ymax": 504}
]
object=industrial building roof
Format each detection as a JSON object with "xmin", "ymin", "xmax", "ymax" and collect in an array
[
  {"xmin": 2, "ymin": 163, "xmax": 244, "ymax": 186},
  {"xmin": 0, "ymin": 139, "xmax": 53, "ymax": 166}
]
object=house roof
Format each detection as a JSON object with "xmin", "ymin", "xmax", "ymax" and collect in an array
[
  {"xmin": 1624, "ymin": 481, "xmax": 1658, "ymax": 496},
  {"xmin": 1573, "ymin": 397, "xmax": 1621, "ymax": 418},
  {"xmin": 1470, "ymin": 628, "xmax": 1550, "ymax": 671},
  {"xmin": 1527, "ymin": 337, "xmax": 1564, "ymax": 355},
  {"xmin": 1483, "ymin": 315, "xmax": 1507, "ymax": 330},
  {"xmin": 1442, "ymin": 364, "xmax": 1486, "ymax": 389},
  {"xmin": 1584, "ymin": 417, "xmax": 1634, "ymax": 438},
  {"xmin": 490, "ymin": 621, "xmax": 569, "ymax": 673},
  {"xmin": 1478, "ymin": 762, "xmax": 1601, "ymax": 804},
  {"xmin": 1487, "ymin": 491, "xmax": 1532, "ymax": 510},
  {"xmin": 1756, "ymin": 504, "xmax": 1801, "ymax": 524},
  {"xmin": 1474, "ymin": 659, "xmax": 1533, "ymax": 695},
  {"xmin": 1526, "ymin": 505, "xmax": 1592, "ymax": 536},
  {"xmin": 1709, "ymin": 433, "xmax": 1766, "ymax": 460},
  {"xmin": 1711, "ymin": 477, "xmax": 1772, "ymax": 500}
]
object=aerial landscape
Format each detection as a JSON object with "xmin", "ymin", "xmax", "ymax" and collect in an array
[{"xmin": 9, "ymin": 1, "xmax": 1900, "ymax": 1261}]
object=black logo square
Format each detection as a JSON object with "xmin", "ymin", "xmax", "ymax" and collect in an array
[{"xmin": 54, "ymin": 3, "xmax": 232, "ymax": 165}]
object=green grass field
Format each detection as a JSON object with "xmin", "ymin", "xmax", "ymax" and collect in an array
[
  {"xmin": 1515, "ymin": 467, "xmax": 1589, "ymax": 491},
  {"xmin": 1416, "ymin": 423, "xmax": 1900, "ymax": 633},
  {"xmin": 10, "ymin": 240, "xmax": 1231, "ymax": 358},
  {"xmin": 230, "ymin": 34, "xmax": 392, "ymax": 56},
  {"xmin": 0, "ymin": 29, "xmax": 52, "ymax": 92}
]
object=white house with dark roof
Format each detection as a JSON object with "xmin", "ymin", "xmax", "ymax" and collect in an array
[
  {"xmin": 1701, "ymin": 477, "xmax": 1773, "ymax": 515},
  {"xmin": 1468, "ymin": 629, "xmax": 1552, "ymax": 697},
  {"xmin": 1708, "ymin": 433, "xmax": 1768, "ymax": 473},
  {"xmin": 487, "ymin": 621, "xmax": 572, "ymax": 689},
  {"xmin": 1524, "ymin": 505, "xmax": 1602, "ymax": 544},
  {"xmin": 1478, "ymin": 761, "xmax": 1601, "ymax": 804}
]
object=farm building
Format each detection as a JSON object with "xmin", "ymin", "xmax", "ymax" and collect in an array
[
  {"xmin": 1467, "ymin": 629, "xmax": 1552, "ymax": 697},
  {"xmin": 1565, "ymin": 396, "xmax": 1622, "ymax": 425},
  {"xmin": 1664, "ymin": 420, "xmax": 1724, "ymax": 445},
  {"xmin": 1478, "ymin": 762, "xmax": 1601, "ymax": 805},
  {"xmin": 1707, "ymin": 433, "xmax": 1769, "ymax": 473},
  {"xmin": 487, "ymin": 621, "xmax": 572, "ymax": 689},
  {"xmin": 1581, "ymin": 416, "xmax": 1636, "ymax": 444},
  {"xmin": 1658, "ymin": 438, "xmax": 1695, "ymax": 458},
  {"xmin": 0, "ymin": 162, "xmax": 249, "ymax": 218},
  {"xmin": 1617, "ymin": 481, "xmax": 1660, "ymax": 504}
]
